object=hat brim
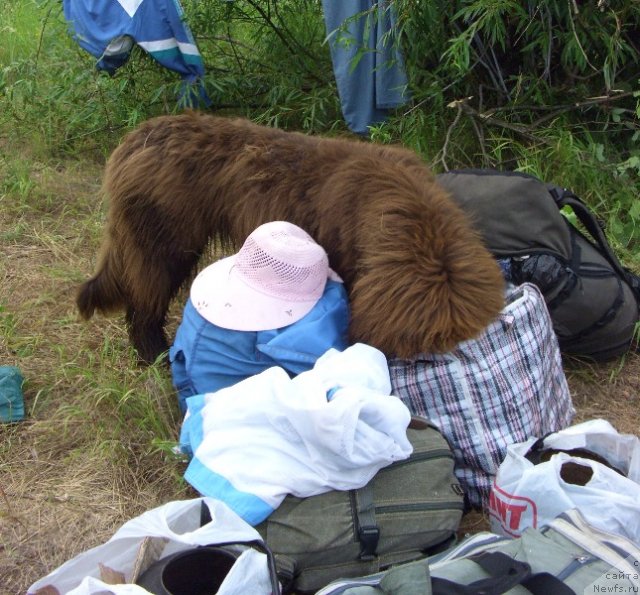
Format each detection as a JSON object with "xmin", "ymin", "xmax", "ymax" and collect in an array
[{"xmin": 190, "ymin": 256, "xmax": 341, "ymax": 331}]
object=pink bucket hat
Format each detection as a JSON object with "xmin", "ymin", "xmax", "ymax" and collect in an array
[{"xmin": 190, "ymin": 221, "xmax": 342, "ymax": 331}]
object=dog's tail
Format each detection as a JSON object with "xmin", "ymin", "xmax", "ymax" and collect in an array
[
  {"xmin": 348, "ymin": 164, "xmax": 505, "ymax": 358},
  {"xmin": 76, "ymin": 240, "xmax": 127, "ymax": 319}
]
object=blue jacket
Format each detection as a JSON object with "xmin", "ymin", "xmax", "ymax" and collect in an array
[
  {"xmin": 322, "ymin": 1, "xmax": 411, "ymax": 135},
  {"xmin": 62, "ymin": 0, "xmax": 207, "ymax": 104},
  {"xmin": 170, "ymin": 280, "xmax": 350, "ymax": 413}
]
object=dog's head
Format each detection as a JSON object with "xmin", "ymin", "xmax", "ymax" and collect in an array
[{"xmin": 347, "ymin": 169, "xmax": 505, "ymax": 358}]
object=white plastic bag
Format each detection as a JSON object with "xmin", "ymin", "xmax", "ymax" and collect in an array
[
  {"xmin": 489, "ymin": 419, "xmax": 640, "ymax": 543},
  {"xmin": 28, "ymin": 497, "xmax": 279, "ymax": 595}
]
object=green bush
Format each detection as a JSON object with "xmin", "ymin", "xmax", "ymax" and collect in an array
[
  {"xmin": 388, "ymin": 0, "xmax": 640, "ymax": 256},
  {"xmin": 183, "ymin": 0, "xmax": 340, "ymax": 131},
  {"xmin": 1, "ymin": 0, "xmax": 638, "ymax": 254}
]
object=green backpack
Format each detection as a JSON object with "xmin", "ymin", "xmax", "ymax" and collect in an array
[
  {"xmin": 255, "ymin": 420, "xmax": 465, "ymax": 594},
  {"xmin": 316, "ymin": 508, "xmax": 640, "ymax": 595},
  {"xmin": 437, "ymin": 169, "xmax": 640, "ymax": 361}
]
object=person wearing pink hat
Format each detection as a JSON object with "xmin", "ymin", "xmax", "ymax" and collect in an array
[{"xmin": 170, "ymin": 221, "xmax": 350, "ymax": 413}]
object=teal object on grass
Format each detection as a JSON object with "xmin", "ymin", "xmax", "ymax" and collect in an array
[{"xmin": 0, "ymin": 366, "xmax": 24, "ymax": 422}]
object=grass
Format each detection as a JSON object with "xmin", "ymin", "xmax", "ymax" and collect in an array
[
  {"xmin": 0, "ymin": 152, "xmax": 192, "ymax": 592},
  {"xmin": 0, "ymin": 1, "xmax": 42, "ymax": 65}
]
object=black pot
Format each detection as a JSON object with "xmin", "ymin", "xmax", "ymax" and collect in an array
[{"xmin": 136, "ymin": 546, "xmax": 240, "ymax": 595}]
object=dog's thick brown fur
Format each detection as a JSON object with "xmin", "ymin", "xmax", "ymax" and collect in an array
[{"xmin": 77, "ymin": 111, "xmax": 505, "ymax": 363}]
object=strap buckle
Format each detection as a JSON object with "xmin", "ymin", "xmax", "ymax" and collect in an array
[{"xmin": 358, "ymin": 525, "xmax": 380, "ymax": 561}]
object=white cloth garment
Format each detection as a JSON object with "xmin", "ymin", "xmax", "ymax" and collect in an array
[{"xmin": 180, "ymin": 343, "xmax": 413, "ymax": 525}]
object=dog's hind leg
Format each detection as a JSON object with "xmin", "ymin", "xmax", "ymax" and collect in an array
[
  {"xmin": 126, "ymin": 306, "xmax": 169, "ymax": 365},
  {"xmin": 125, "ymin": 246, "xmax": 204, "ymax": 364}
]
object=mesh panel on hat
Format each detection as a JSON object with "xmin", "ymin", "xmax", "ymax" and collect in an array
[{"xmin": 235, "ymin": 225, "xmax": 329, "ymax": 302}]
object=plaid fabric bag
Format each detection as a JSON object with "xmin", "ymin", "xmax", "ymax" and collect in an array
[{"xmin": 388, "ymin": 283, "xmax": 575, "ymax": 509}]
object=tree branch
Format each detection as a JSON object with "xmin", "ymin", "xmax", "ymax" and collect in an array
[{"xmin": 459, "ymin": 100, "xmax": 556, "ymax": 147}]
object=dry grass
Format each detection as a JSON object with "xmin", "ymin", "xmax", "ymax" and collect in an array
[
  {"xmin": 0, "ymin": 153, "xmax": 193, "ymax": 593},
  {"xmin": 1, "ymin": 149, "xmax": 639, "ymax": 594}
]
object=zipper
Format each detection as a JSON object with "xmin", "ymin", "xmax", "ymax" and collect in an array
[
  {"xmin": 386, "ymin": 448, "xmax": 454, "ymax": 470},
  {"xmin": 550, "ymin": 516, "xmax": 640, "ymax": 580},
  {"xmin": 376, "ymin": 450, "xmax": 463, "ymax": 514},
  {"xmin": 577, "ymin": 264, "xmax": 617, "ymax": 278},
  {"xmin": 375, "ymin": 500, "xmax": 465, "ymax": 514}
]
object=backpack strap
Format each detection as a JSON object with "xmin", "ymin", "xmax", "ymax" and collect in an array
[
  {"xmin": 351, "ymin": 418, "xmax": 433, "ymax": 562},
  {"xmin": 547, "ymin": 185, "xmax": 640, "ymax": 300},
  {"xmin": 430, "ymin": 551, "xmax": 576, "ymax": 595},
  {"xmin": 353, "ymin": 483, "xmax": 380, "ymax": 561}
]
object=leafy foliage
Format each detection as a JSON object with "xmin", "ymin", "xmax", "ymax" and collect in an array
[
  {"xmin": 1, "ymin": 0, "xmax": 639, "ymax": 254},
  {"xmin": 183, "ymin": 0, "xmax": 340, "ymax": 131},
  {"xmin": 397, "ymin": 1, "xmax": 640, "ymax": 105},
  {"xmin": 386, "ymin": 0, "xmax": 640, "ymax": 257}
]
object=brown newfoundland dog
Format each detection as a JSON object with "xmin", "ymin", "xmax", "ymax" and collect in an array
[{"xmin": 77, "ymin": 111, "xmax": 505, "ymax": 363}]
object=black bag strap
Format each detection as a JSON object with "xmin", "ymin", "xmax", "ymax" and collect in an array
[
  {"xmin": 521, "ymin": 571, "xmax": 577, "ymax": 595},
  {"xmin": 354, "ymin": 482, "xmax": 380, "ymax": 561},
  {"xmin": 547, "ymin": 186, "xmax": 640, "ymax": 299},
  {"xmin": 430, "ymin": 551, "xmax": 575, "ymax": 595},
  {"xmin": 351, "ymin": 416, "xmax": 432, "ymax": 562}
]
